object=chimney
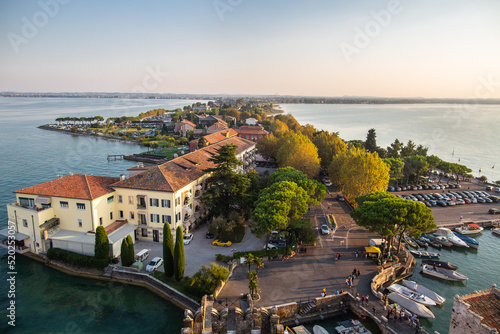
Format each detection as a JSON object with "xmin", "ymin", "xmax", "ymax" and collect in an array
[{"xmin": 120, "ymin": 174, "xmax": 126, "ymax": 181}]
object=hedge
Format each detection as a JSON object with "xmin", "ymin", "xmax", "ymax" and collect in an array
[{"xmin": 47, "ymin": 248, "xmax": 108, "ymax": 270}]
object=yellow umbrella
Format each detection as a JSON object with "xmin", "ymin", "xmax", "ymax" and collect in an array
[{"xmin": 365, "ymin": 246, "xmax": 381, "ymax": 253}]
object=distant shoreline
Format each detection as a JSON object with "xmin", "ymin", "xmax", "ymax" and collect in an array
[
  {"xmin": 38, "ymin": 125, "xmax": 142, "ymax": 145},
  {"xmin": 3, "ymin": 93, "xmax": 500, "ymax": 105}
]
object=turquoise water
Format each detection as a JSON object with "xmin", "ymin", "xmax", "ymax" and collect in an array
[
  {"xmin": 281, "ymin": 103, "xmax": 500, "ymax": 178},
  {"xmin": 0, "ymin": 98, "xmax": 205, "ymax": 333}
]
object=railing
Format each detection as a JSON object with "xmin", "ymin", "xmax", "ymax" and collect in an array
[
  {"xmin": 0, "ymin": 239, "xmax": 31, "ymax": 254},
  {"xmin": 46, "ymin": 226, "xmax": 60, "ymax": 238}
]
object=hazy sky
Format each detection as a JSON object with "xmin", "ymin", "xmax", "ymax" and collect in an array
[{"xmin": 1, "ymin": 0, "xmax": 499, "ymax": 98}]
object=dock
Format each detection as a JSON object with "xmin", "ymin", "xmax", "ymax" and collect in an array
[{"xmin": 107, "ymin": 154, "xmax": 124, "ymax": 161}]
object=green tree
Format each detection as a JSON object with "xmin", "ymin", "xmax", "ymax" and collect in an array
[
  {"xmin": 384, "ymin": 158, "xmax": 405, "ymax": 187},
  {"xmin": 120, "ymin": 238, "xmax": 130, "ymax": 266},
  {"xmin": 365, "ymin": 128, "xmax": 377, "ymax": 153},
  {"xmin": 402, "ymin": 155, "xmax": 428, "ymax": 185},
  {"xmin": 276, "ymin": 132, "xmax": 321, "ymax": 178},
  {"xmin": 479, "ymin": 175, "xmax": 488, "ymax": 183},
  {"xmin": 300, "ymin": 124, "xmax": 317, "ymax": 140},
  {"xmin": 94, "ymin": 226, "xmax": 110, "ymax": 260},
  {"xmin": 386, "ymin": 139, "xmax": 403, "ymax": 158},
  {"xmin": 198, "ymin": 135, "xmax": 207, "ymax": 148},
  {"xmin": 256, "ymin": 134, "xmax": 279, "ymax": 160},
  {"xmin": 163, "ymin": 223, "xmax": 175, "ymax": 277},
  {"xmin": 174, "ymin": 226, "xmax": 185, "ymax": 281},
  {"xmin": 312, "ymin": 131, "xmax": 347, "ymax": 169},
  {"xmin": 186, "ymin": 263, "xmax": 230, "ymax": 298},
  {"xmin": 329, "ymin": 146, "xmax": 390, "ymax": 204},
  {"xmin": 351, "ymin": 192, "xmax": 436, "ymax": 253},
  {"xmin": 267, "ymin": 166, "xmax": 326, "ymax": 206},
  {"xmin": 400, "ymin": 140, "xmax": 416, "ymax": 157},
  {"xmin": 126, "ymin": 235, "xmax": 134, "ymax": 264},
  {"xmin": 202, "ymin": 144, "xmax": 251, "ymax": 220}
]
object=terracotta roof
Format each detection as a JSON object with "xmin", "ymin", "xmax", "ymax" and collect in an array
[
  {"xmin": 204, "ymin": 128, "xmax": 238, "ymax": 144},
  {"xmin": 180, "ymin": 120, "xmax": 196, "ymax": 127},
  {"xmin": 236, "ymin": 125, "xmax": 269, "ymax": 135},
  {"xmin": 14, "ymin": 174, "xmax": 119, "ymax": 200},
  {"xmin": 112, "ymin": 136, "xmax": 255, "ymax": 192},
  {"xmin": 213, "ymin": 115, "xmax": 235, "ymax": 120},
  {"xmin": 461, "ymin": 287, "xmax": 500, "ymax": 330},
  {"xmin": 105, "ymin": 220, "xmax": 127, "ymax": 235},
  {"xmin": 208, "ymin": 120, "xmax": 228, "ymax": 130}
]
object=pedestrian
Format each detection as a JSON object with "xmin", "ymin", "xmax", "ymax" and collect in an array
[
  {"xmin": 336, "ymin": 290, "xmax": 339, "ymax": 295},
  {"xmin": 365, "ymin": 253, "xmax": 368, "ymax": 259},
  {"xmin": 399, "ymin": 309, "xmax": 404, "ymax": 322},
  {"xmin": 321, "ymin": 288, "xmax": 326, "ymax": 297},
  {"xmin": 352, "ymin": 268, "xmax": 357, "ymax": 276},
  {"xmin": 336, "ymin": 253, "xmax": 340, "ymax": 260},
  {"xmin": 387, "ymin": 309, "xmax": 391, "ymax": 319},
  {"xmin": 345, "ymin": 278, "xmax": 349, "ymax": 287},
  {"xmin": 340, "ymin": 289, "xmax": 343, "ymax": 294},
  {"xmin": 372, "ymin": 306, "xmax": 376, "ymax": 315},
  {"xmin": 348, "ymin": 279, "xmax": 352, "ymax": 288},
  {"xmin": 357, "ymin": 269, "xmax": 361, "ymax": 277},
  {"xmin": 338, "ymin": 253, "xmax": 341, "ymax": 260},
  {"xmin": 365, "ymin": 294, "xmax": 369, "ymax": 305},
  {"xmin": 355, "ymin": 250, "xmax": 359, "ymax": 258},
  {"xmin": 361, "ymin": 295, "xmax": 365, "ymax": 304}
]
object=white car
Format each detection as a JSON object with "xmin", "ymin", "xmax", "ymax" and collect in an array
[
  {"xmin": 324, "ymin": 180, "xmax": 332, "ymax": 187},
  {"xmin": 183, "ymin": 233, "xmax": 194, "ymax": 245},
  {"xmin": 145, "ymin": 257, "xmax": 163, "ymax": 272},
  {"xmin": 263, "ymin": 243, "xmax": 278, "ymax": 250},
  {"xmin": 320, "ymin": 224, "xmax": 330, "ymax": 235}
]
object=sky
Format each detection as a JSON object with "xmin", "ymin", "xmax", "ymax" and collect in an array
[{"xmin": 1, "ymin": 0, "xmax": 500, "ymax": 98}]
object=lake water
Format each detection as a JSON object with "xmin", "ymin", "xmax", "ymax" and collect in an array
[
  {"xmin": 0, "ymin": 98, "xmax": 498, "ymax": 333},
  {"xmin": 280, "ymin": 103, "xmax": 500, "ymax": 179}
]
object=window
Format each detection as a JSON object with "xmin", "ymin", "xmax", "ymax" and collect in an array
[
  {"xmin": 161, "ymin": 199, "xmax": 171, "ymax": 208},
  {"xmin": 19, "ymin": 197, "xmax": 35, "ymax": 207},
  {"xmin": 60, "ymin": 201, "xmax": 69, "ymax": 208},
  {"xmin": 162, "ymin": 215, "xmax": 171, "ymax": 224},
  {"xmin": 130, "ymin": 211, "xmax": 135, "ymax": 220},
  {"xmin": 128, "ymin": 196, "xmax": 134, "ymax": 204},
  {"xmin": 150, "ymin": 214, "xmax": 160, "ymax": 223},
  {"xmin": 118, "ymin": 195, "xmax": 123, "ymax": 203},
  {"xmin": 42, "ymin": 203, "xmax": 51, "ymax": 209},
  {"xmin": 137, "ymin": 196, "xmax": 146, "ymax": 209},
  {"xmin": 107, "ymin": 196, "xmax": 114, "ymax": 204},
  {"xmin": 78, "ymin": 219, "xmax": 82, "ymax": 228},
  {"xmin": 119, "ymin": 210, "xmax": 124, "ymax": 219},
  {"xmin": 76, "ymin": 203, "xmax": 86, "ymax": 210},
  {"xmin": 23, "ymin": 219, "xmax": 28, "ymax": 228},
  {"xmin": 150, "ymin": 198, "xmax": 159, "ymax": 207},
  {"xmin": 175, "ymin": 212, "xmax": 181, "ymax": 222},
  {"xmin": 175, "ymin": 197, "xmax": 180, "ymax": 207},
  {"xmin": 99, "ymin": 217, "xmax": 103, "ymax": 225},
  {"xmin": 141, "ymin": 228, "xmax": 148, "ymax": 237},
  {"xmin": 110, "ymin": 212, "xmax": 113, "ymax": 220}
]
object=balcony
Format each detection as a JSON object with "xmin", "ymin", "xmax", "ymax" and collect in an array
[
  {"xmin": 9, "ymin": 202, "xmax": 50, "ymax": 212},
  {"xmin": 0, "ymin": 240, "xmax": 31, "ymax": 254}
]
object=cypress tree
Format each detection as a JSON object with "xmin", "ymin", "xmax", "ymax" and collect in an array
[
  {"xmin": 126, "ymin": 235, "xmax": 134, "ymax": 265},
  {"xmin": 94, "ymin": 226, "xmax": 110, "ymax": 260},
  {"xmin": 163, "ymin": 223, "xmax": 175, "ymax": 277},
  {"xmin": 120, "ymin": 237, "xmax": 133, "ymax": 266},
  {"xmin": 173, "ymin": 226, "xmax": 185, "ymax": 281}
]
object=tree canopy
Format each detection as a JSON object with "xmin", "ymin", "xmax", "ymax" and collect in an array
[
  {"xmin": 276, "ymin": 131, "xmax": 321, "ymax": 178},
  {"xmin": 328, "ymin": 146, "xmax": 390, "ymax": 204},
  {"xmin": 312, "ymin": 131, "xmax": 347, "ymax": 169},
  {"xmin": 94, "ymin": 226, "xmax": 110, "ymax": 260},
  {"xmin": 351, "ymin": 192, "xmax": 436, "ymax": 252},
  {"xmin": 267, "ymin": 167, "xmax": 326, "ymax": 206}
]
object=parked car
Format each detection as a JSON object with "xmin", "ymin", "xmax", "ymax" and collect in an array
[
  {"xmin": 145, "ymin": 257, "xmax": 163, "ymax": 272},
  {"xmin": 337, "ymin": 194, "xmax": 345, "ymax": 202},
  {"xmin": 486, "ymin": 186, "xmax": 494, "ymax": 191},
  {"xmin": 212, "ymin": 239, "xmax": 232, "ymax": 247},
  {"xmin": 437, "ymin": 200, "xmax": 447, "ymax": 207},
  {"xmin": 264, "ymin": 243, "xmax": 278, "ymax": 250},
  {"xmin": 183, "ymin": 233, "xmax": 194, "ymax": 245},
  {"xmin": 489, "ymin": 208, "xmax": 500, "ymax": 215},
  {"xmin": 320, "ymin": 224, "xmax": 330, "ymax": 235},
  {"xmin": 206, "ymin": 231, "xmax": 214, "ymax": 239}
]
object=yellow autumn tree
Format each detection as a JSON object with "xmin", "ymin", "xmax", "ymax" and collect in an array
[
  {"xmin": 312, "ymin": 131, "xmax": 347, "ymax": 169},
  {"xmin": 270, "ymin": 119, "xmax": 289, "ymax": 137},
  {"xmin": 276, "ymin": 132, "xmax": 321, "ymax": 178},
  {"xmin": 256, "ymin": 134, "xmax": 279, "ymax": 160},
  {"xmin": 328, "ymin": 146, "xmax": 390, "ymax": 204}
]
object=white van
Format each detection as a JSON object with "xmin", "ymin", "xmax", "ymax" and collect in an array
[{"xmin": 134, "ymin": 249, "xmax": 149, "ymax": 262}]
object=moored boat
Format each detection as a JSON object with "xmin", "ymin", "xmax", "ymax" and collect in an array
[
  {"xmin": 435, "ymin": 228, "xmax": 469, "ymax": 247},
  {"xmin": 421, "ymin": 259, "xmax": 458, "ymax": 270},
  {"xmin": 409, "ymin": 250, "xmax": 440, "ymax": 259},
  {"xmin": 403, "ymin": 235, "xmax": 418, "ymax": 249},
  {"xmin": 387, "ymin": 292, "xmax": 435, "ymax": 319},
  {"xmin": 492, "ymin": 228, "xmax": 500, "ymax": 236},
  {"xmin": 454, "ymin": 223, "xmax": 484, "ymax": 235},
  {"xmin": 453, "ymin": 232, "xmax": 479, "ymax": 249},
  {"xmin": 402, "ymin": 280, "xmax": 446, "ymax": 305},
  {"xmin": 334, "ymin": 319, "xmax": 371, "ymax": 334},
  {"xmin": 313, "ymin": 324, "xmax": 330, "ymax": 334},
  {"xmin": 422, "ymin": 234, "xmax": 442, "ymax": 248},
  {"xmin": 415, "ymin": 237, "xmax": 429, "ymax": 248},
  {"xmin": 387, "ymin": 284, "xmax": 436, "ymax": 306},
  {"xmin": 421, "ymin": 264, "xmax": 468, "ymax": 281}
]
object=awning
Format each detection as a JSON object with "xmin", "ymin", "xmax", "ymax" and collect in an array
[
  {"xmin": 35, "ymin": 197, "xmax": 51, "ymax": 204},
  {"xmin": 183, "ymin": 207, "xmax": 192, "ymax": 215},
  {"xmin": 469, "ymin": 224, "xmax": 481, "ymax": 228},
  {"xmin": 365, "ymin": 246, "xmax": 381, "ymax": 253},
  {"xmin": 0, "ymin": 227, "xmax": 30, "ymax": 241},
  {"xmin": 40, "ymin": 218, "xmax": 60, "ymax": 231}
]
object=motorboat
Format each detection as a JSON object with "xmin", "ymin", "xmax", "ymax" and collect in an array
[
  {"xmin": 453, "ymin": 232, "xmax": 479, "ymax": 249},
  {"xmin": 421, "ymin": 264, "xmax": 468, "ymax": 281},
  {"xmin": 421, "ymin": 234, "xmax": 442, "ymax": 248},
  {"xmin": 403, "ymin": 235, "xmax": 418, "ymax": 248},
  {"xmin": 421, "ymin": 259, "xmax": 458, "ymax": 270},
  {"xmin": 387, "ymin": 292, "xmax": 435, "ymax": 319},
  {"xmin": 434, "ymin": 228, "xmax": 469, "ymax": 247},
  {"xmin": 334, "ymin": 319, "xmax": 371, "ymax": 334},
  {"xmin": 403, "ymin": 280, "xmax": 446, "ymax": 305},
  {"xmin": 433, "ymin": 235, "xmax": 453, "ymax": 247},
  {"xmin": 414, "ymin": 237, "xmax": 429, "ymax": 248},
  {"xmin": 313, "ymin": 325, "xmax": 330, "ymax": 334},
  {"xmin": 454, "ymin": 223, "xmax": 484, "ymax": 235},
  {"xmin": 387, "ymin": 284, "xmax": 436, "ymax": 306},
  {"xmin": 492, "ymin": 228, "xmax": 500, "ymax": 236},
  {"xmin": 409, "ymin": 250, "xmax": 440, "ymax": 258}
]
